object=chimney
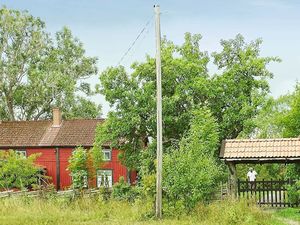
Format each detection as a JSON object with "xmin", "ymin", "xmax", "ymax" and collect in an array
[{"xmin": 52, "ymin": 107, "xmax": 62, "ymax": 127}]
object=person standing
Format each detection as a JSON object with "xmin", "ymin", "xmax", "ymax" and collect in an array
[{"xmin": 247, "ymin": 167, "xmax": 257, "ymax": 190}]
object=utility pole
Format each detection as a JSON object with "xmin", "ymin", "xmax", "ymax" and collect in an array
[{"xmin": 154, "ymin": 4, "xmax": 162, "ymax": 219}]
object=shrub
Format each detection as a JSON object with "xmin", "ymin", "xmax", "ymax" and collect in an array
[
  {"xmin": 112, "ymin": 176, "xmax": 141, "ymax": 202},
  {"xmin": 287, "ymin": 180, "xmax": 300, "ymax": 205},
  {"xmin": 286, "ymin": 164, "xmax": 300, "ymax": 205},
  {"xmin": 163, "ymin": 108, "xmax": 222, "ymax": 211},
  {"xmin": 68, "ymin": 146, "xmax": 103, "ymax": 190},
  {"xmin": 0, "ymin": 150, "xmax": 41, "ymax": 190}
]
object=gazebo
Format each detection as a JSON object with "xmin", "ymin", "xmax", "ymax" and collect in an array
[{"xmin": 220, "ymin": 138, "xmax": 300, "ymax": 205}]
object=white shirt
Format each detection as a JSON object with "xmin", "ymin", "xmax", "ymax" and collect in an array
[{"xmin": 247, "ymin": 171, "xmax": 257, "ymax": 182}]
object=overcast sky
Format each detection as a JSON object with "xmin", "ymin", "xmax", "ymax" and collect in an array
[{"xmin": 2, "ymin": 0, "xmax": 300, "ymax": 116}]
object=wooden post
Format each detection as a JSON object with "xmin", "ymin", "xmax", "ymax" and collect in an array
[
  {"xmin": 55, "ymin": 147, "xmax": 60, "ymax": 191},
  {"xmin": 227, "ymin": 162, "xmax": 237, "ymax": 198},
  {"xmin": 154, "ymin": 4, "xmax": 163, "ymax": 219}
]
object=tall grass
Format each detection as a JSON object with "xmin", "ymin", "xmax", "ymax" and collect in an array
[{"xmin": 0, "ymin": 196, "xmax": 286, "ymax": 225}]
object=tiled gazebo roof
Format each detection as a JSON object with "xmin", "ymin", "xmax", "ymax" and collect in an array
[{"xmin": 220, "ymin": 138, "xmax": 300, "ymax": 163}]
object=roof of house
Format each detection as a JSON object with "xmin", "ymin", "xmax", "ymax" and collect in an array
[
  {"xmin": 220, "ymin": 138, "xmax": 300, "ymax": 162},
  {"xmin": 0, "ymin": 119, "xmax": 104, "ymax": 148}
]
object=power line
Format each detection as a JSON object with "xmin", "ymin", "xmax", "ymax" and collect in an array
[
  {"xmin": 116, "ymin": 15, "xmax": 153, "ymax": 66},
  {"xmin": 127, "ymin": 19, "xmax": 154, "ymax": 61}
]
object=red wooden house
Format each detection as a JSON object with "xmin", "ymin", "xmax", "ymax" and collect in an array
[{"xmin": 0, "ymin": 108, "xmax": 136, "ymax": 190}]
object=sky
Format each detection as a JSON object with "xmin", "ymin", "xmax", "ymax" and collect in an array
[{"xmin": 2, "ymin": 0, "xmax": 300, "ymax": 116}]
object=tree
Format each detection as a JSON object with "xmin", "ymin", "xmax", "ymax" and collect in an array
[
  {"xmin": 279, "ymin": 84, "xmax": 300, "ymax": 137},
  {"xmin": 0, "ymin": 7, "xmax": 101, "ymax": 121},
  {"xmin": 0, "ymin": 150, "xmax": 41, "ymax": 190},
  {"xmin": 97, "ymin": 33, "xmax": 210, "ymax": 169},
  {"xmin": 209, "ymin": 34, "xmax": 280, "ymax": 141},
  {"xmin": 96, "ymin": 33, "xmax": 278, "ymax": 170}
]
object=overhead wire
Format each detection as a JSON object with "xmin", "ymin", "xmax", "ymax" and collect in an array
[{"xmin": 116, "ymin": 15, "xmax": 154, "ymax": 66}]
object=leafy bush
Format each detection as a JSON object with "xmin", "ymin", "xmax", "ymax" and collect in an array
[
  {"xmin": 286, "ymin": 164, "xmax": 300, "ymax": 205},
  {"xmin": 112, "ymin": 176, "xmax": 140, "ymax": 202},
  {"xmin": 0, "ymin": 150, "xmax": 41, "ymax": 190},
  {"xmin": 68, "ymin": 147, "xmax": 89, "ymax": 189},
  {"xmin": 287, "ymin": 180, "xmax": 300, "ymax": 205},
  {"xmin": 163, "ymin": 108, "xmax": 222, "ymax": 211},
  {"xmin": 68, "ymin": 146, "xmax": 103, "ymax": 190},
  {"xmin": 141, "ymin": 173, "xmax": 156, "ymax": 199}
]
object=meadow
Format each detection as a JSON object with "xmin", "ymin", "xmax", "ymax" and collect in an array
[{"xmin": 0, "ymin": 196, "xmax": 298, "ymax": 225}]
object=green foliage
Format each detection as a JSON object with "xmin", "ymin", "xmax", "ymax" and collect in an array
[
  {"xmin": 210, "ymin": 34, "xmax": 280, "ymax": 140},
  {"xmin": 241, "ymin": 83, "xmax": 300, "ymax": 140},
  {"xmin": 287, "ymin": 180, "xmax": 300, "ymax": 205},
  {"xmin": 112, "ymin": 176, "xmax": 140, "ymax": 202},
  {"xmin": 141, "ymin": 173, "xmax": 156, "ymax": 199},
  {"xmin": 0, "ymin": 150, "xmax": 41, "ymax": 190},
  {"xmin": 239, "ymin": 96, "xmax": 290, "ymax": 139},
  {"xmin": 286, "ymin": 164, "xmax": 300, "ymax": 205},
  {"xmin": 63, "ymin": 97, "xmax": 102, "ymax": 119},
  {"xmin": 280, "ymin": 84, "xmax": 300, "ymax": 137},
  {"xmin": 112, "ymin": 176, "xmax": 130, "ymax": 199},
  {"xmin": 237, "ymin": 163, "xmax": 286, "ymax": 181},
  {"xmin": 68, "ymin": 147, "xmax": 88, "ymax": 189},
  {"xmin": 68, "ymin": 146, "xmax": 103, "ymax": 189},
  {"xmin": 0, "ymin": 6, "xmax": 101, "ymax": 121},
  {"xmin": 193, "ymin": 198, "xmax": 280, "ymax": 225},
  {"xmin": 96, "ymin": 33, "xmax": 278, "ymax": 172},
  {"xmin": 163, "ymin": 108, "xmax": 223, "ymax": 210}
]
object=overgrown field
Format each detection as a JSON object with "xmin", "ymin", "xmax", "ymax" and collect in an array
[{"xmin": 0, "ymin": 196, "xmax": 295, "ymax": 225}]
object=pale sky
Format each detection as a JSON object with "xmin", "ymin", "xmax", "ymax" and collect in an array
[{"xmin": 2, "ymin": 0, "xmax": 300, "ymax": 116}]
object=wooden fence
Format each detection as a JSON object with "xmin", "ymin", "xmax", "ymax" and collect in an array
[
  {"xmin": 237, "ymin": 179, "xmax": 297, "ymax": 207},
  {"xmin": 0, "ymin": 189, "xmax": 104, "ymax": 199}
]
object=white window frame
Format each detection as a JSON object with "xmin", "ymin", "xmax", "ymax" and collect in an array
[
  {"xmin": 102, "ymin": 148, "xmax": 112, "ymax": 161},
  {"xmin": 97, "ymin": 170, "xmax": 113, "ymax": 188},
  {"xmin": 15, "ymin": 150, "xmax": 27, "ymax": 158}
]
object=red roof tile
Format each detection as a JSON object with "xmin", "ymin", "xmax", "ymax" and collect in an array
[
  {"xmin": 52, "ymin": 120, "xmax": 103, "ymax": 147},
  {"xmin": 0, "ymin": 119, "xmax": 104, "ymax": 148},
  {"xmin": 0, "ymin": 121, "xmax": 51, "ymax": 147}
]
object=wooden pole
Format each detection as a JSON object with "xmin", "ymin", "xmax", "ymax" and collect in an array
[{"xmin": 154, "ymin": 4, "xmax": 163, "ymax": 219}]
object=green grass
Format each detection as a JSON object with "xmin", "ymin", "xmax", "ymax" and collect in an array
[
  {"xmin": 0, "ymin": 196, "xmax": 289, "ymax": 225},
  {"xmin": 274, "ymin": 208, "xmax": 300, "ymax": 222}
]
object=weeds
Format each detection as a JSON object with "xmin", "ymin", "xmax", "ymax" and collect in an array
[{"xmin": 0, "ymin": 196, "xmax": 288, "ymax": 225}]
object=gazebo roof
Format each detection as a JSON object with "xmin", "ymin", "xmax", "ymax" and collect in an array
[{"xmin": 220, "ymin": 138, "xmax": 300, "ymax": 163}]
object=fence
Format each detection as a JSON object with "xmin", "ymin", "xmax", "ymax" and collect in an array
[
  {"xmin": 0, "ymin": 189, "xmax": 104, "ymax": 199},
  {"xmin": 237, "ymin": 179, "xmax": 297, "ymax": 207}
]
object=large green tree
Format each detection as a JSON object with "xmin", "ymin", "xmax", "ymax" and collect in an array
[
  {"xmin": 97, "ymin": 33, "xmax": 210, "ymax": 168},
  {"xmin": 96, "ymin": 33, "xmax": 278, "ymax": 170},
  {"xmin": 209, "ymin": 35, "xmax": 280, "ymax": 140},
  {"xmin": 0, "ymin": 7, "xmax": 101, "ymax": 121}
]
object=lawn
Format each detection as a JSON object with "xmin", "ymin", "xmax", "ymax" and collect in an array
[
  {"xmin": 273, "ymin": 208, "xmax": 300, "ymax": 224},
  {"xmin": 0, "ymin": 196, "xmax": 293, "ymax": 225}
]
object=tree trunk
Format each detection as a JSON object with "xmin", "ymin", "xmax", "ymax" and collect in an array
[{"xmin": 227, "ymin": 162, "xmax": 237, "ymax": 198}]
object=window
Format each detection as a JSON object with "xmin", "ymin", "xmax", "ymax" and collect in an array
[
  {"xmin": 103, "ymin": 148, "xmax": 112, "ymax": 161},
  {"xmin": 97, "ymin": 170, "xmax": 113, "ymax": 188},
  {"xmin": 15, "ymin": 150, "xmax": 27, "ymax": 158}
]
